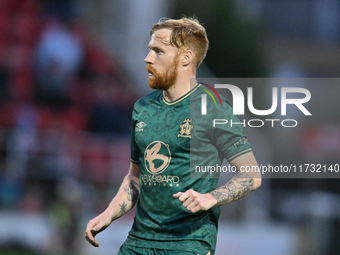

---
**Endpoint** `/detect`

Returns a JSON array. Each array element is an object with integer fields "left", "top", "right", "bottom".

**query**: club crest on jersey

[
  {"left": 178, "top": 118, "right": 193, "bottom": 138},
  {"left": 136, "top": 121, "right": 147, "bottom": 132}
]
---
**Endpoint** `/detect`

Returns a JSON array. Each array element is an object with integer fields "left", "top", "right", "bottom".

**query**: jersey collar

[{"left": 162, "top": 83, "right": 201, "bottom": 105}]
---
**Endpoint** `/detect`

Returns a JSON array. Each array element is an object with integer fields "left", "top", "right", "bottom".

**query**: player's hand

[
  {"left": 85, "top": 211, "right": 112, "bottom": 247},
  {"left": 173, "top": 189, "right": 217, "bottom": 213}
]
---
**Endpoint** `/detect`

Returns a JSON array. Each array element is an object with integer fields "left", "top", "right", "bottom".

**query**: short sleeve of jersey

[
  {"left": 207, "top": 101, "right": 252, "bottom": 162},
  {"left": 130, "top": 103, "right": 140, "bottom": 164}
]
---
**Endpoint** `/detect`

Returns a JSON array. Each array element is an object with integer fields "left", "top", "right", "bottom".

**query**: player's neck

[{"left": 163, "top": 73, "right": 196, "bottom": 102}]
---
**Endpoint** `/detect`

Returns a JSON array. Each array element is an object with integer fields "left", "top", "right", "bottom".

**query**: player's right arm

[{"left": 85, "top": 162, "right": 141, "bottom": 247}]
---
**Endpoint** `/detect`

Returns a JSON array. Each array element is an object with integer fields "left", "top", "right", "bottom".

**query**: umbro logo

[
  {"left": 136, "top": 122, "right": 147, "bottom": 128},
  {"left": 136, "top": 121, "right": 147, "bottom": 131}
]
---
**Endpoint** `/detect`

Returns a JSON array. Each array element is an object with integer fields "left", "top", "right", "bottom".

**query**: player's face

[{"left": 144, "top": 28, "right": 180, "bottom": 90}]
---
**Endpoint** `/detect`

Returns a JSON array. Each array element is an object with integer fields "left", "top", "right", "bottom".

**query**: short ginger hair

[{"left": 150, "top": 17, "right": 209, "bottom": 71}]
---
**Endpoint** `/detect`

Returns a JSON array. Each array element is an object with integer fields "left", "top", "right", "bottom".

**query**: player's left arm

[{"left": 173, "top": 152, "right": 261, "bottom": 213}]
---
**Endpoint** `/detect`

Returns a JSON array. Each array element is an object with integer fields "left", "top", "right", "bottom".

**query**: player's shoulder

[{"left": 134, "top": 90, "right": 162, "bottom": 108}]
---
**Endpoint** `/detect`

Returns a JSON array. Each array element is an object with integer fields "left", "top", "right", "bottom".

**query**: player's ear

[{"left": 182, "top": 49, "right": 193, "bottom": 67}]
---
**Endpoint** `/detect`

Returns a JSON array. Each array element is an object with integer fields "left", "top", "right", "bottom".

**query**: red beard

[{"left": 146, "top": 56, "right": 179, "bottom": 91}]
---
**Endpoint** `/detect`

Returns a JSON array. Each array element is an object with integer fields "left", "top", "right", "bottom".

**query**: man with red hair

[{"left": 86, "top": 17, "right": 261, "bottom": 255}]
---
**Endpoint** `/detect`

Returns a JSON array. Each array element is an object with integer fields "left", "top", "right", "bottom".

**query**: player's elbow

[{"left": 253, "top": 175, "right": 262, "bottom": 190}]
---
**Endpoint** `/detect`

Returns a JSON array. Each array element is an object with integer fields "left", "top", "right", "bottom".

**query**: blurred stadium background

[{"left": 0, "top": 0, "right": 339, "bottom": 255}]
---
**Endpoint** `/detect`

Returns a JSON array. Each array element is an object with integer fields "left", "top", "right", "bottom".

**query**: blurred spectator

[
  {"left": 0, "top": 63, "right": 10, "bottom": 106},
  {"left": 34, "top": 17, "right": 84, "bottom": 109},
  {"left": 300, "top": 125, "right": 340, "bottom": 165},
  {"left": 88, "top": 76, "right": 133, "bottom": 134},
  {"left": 47, "top": 177, "right": 82, "bottom": 254},
  {"left": 44, "top": 0, "right": 75, "bottom": 22}
]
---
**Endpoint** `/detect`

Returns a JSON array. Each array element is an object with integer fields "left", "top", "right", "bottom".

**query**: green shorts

[{"left": 117, "top": 245, "right": 209, "bottom": 255}]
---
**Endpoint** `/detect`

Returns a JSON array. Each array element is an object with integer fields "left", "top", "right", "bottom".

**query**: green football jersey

[{"left": 124, "top": 84, "right": 252, "bottom": 255}]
